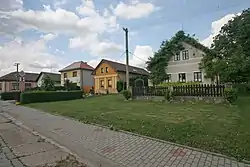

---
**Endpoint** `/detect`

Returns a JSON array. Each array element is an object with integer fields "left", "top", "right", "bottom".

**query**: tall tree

[
  {"left": 41, "top": 75, "right": 55, "bottom": 91},
  {"left": 200, "top": 8, "right": 250, "bottom": 83}
]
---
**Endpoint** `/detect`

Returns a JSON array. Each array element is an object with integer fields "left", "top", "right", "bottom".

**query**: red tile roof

[{"left": 59, "top": 61, "right": 94, "bottom": 72}]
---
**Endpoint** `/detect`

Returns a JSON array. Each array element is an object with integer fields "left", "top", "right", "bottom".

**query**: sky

[{"left": 0, "top": 0, "right": 249, "bottom": 75}]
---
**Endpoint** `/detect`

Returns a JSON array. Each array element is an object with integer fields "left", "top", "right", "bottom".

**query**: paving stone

[{"left": 20, "top": 148, "right": 68, "bottom": 167}]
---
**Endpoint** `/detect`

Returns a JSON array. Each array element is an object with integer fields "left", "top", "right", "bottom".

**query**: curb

[{"left": 33, "top": 110, "right": 250, "bottom": 165}]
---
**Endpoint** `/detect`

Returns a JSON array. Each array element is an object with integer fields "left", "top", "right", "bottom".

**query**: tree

[
  {"left": 147, "top": 31, "right": 209, "bottom": 85},
  {"left": 41, "top": 75, "right": 55, "bottom": 91},
  {"left": 64, "top": 79, "right": 80, "bottom": 91},
  {"left": 200, "top": 8, "right": 250, "bottom": 83}
]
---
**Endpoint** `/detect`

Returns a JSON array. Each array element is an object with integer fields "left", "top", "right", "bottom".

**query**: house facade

[
  {"left": 165, "top": 42, "right": 212, "bottom": 84},
  {"left": 0, "top": 71, "right": 39, "bottom": 92},
  {"left": 92, "top": 59, "right": 149, "bottom": 94},
  {"left": 59, "top": 61, "right": 94, "bottom": 92},
  {"left": 36, "top": 72, "right": 61, "bottom": 87}
]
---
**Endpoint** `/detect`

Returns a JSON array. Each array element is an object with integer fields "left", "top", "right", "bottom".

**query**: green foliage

[
  {"left": 64, "top": 79, "right": 81, "bottom": 91},
  {"left": 122, "top": 90, "right": 132, "bottom": 100},
  {"left": 1, "top": 92, "right": 21, "bottom": 101},
  {"left": 200, "top": 9, "right": 250, "bottom": 83},
  {"left": 224, "top": 88, "right": 238, "bottom": 103},
  {"left": 159, "top": 81, "right": 201, "bottom": 87},
  {"left": 117, "top": 81, "right": 124, "bottom": 92},
  {"left": 147, "top": 30, "right": 211, "bottom": 85},
  {"left": 20, "top": 91, "right": 83, "bottom": 104},
  {"left": 232, "top": 83, "right": 250, "bottom": 95},
  {"left": 41, "top": 75, "right": 55, "bottom": 91},
  {"left": 164, "top": 89, "right": 173, "bottom": 102}
]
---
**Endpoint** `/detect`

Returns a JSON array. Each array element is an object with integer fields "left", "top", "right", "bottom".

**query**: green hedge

[
  {"left": 159, "top": 81, "right": 201, "bottom": 87},
  {"left": 20, "top": 91, "right": 83, "bottom": 104},
  {"left": 1, "top": 92, "right": 21, "bottom": 101}
]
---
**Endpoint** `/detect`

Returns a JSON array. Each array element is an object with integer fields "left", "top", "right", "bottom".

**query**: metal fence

[{"left": 132, "top": 84, "right": 225, "bottom": 97}]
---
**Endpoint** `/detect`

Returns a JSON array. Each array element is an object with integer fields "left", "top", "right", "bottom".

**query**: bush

[
  {"left": 20, "top": 91, "right": 83, "bottom": 104},
  {"left": 232, "top": 83, "right": 250, "bottom": 95},
  {"left": 1, "top": 92, "right": 21, "bottom": 101},
  {"left": 224, "top": 88, "right": 238, "bottom": 103},
  {"left": 117, "top": 81, "right": 124, "bottom": 92},
  {"left": 25, "top": 87, "right": 41, "bottom": 92},
  {"left": 164, "top": 89, "right": 173, "bottom": 102},
  {"left": 122, "top": 90, "right": 132, "bottom": 100},
  {"left": 54, "top": 86, "right": 66, "bottom": 91}
]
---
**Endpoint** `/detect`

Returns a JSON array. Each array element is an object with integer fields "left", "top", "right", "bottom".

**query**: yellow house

[
  {"left": 59, "top": 61, "right": 94, "bottom": 92},
  {"left": 92, "top": 59, "right": 149, "bottom": 94}
]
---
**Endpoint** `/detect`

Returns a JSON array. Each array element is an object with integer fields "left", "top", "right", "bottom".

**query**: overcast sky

[{"left": 0, "top": 0, "right": 249, "bottom": 75}]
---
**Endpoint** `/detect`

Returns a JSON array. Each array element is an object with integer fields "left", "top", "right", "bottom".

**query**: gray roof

[
  {"left": 0, "top": 72, "right": 39, "bottom": 82},
  {"left": 93, "top": 59, "right": 149, "bottom": 76},
  {"left": 36, "top": 72, "right": 61, "bottom": 83}
]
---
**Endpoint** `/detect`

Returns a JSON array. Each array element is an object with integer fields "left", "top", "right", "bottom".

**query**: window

[
  {"left": 194, "top": 72, "right": 202, "bottom": 82},
  {"left": 63, "top": 73, "right": 67, "bottom": 78},
  {"left": 106, "top": 67, "right": 109, "bottom": 73},
  {"left": 100, "top": 80, "right": 104, "bottom": 88},
  {"left": 25, "top": 83, "right": 32, "bottom": 89},
  {"left": 182, "top": 50, "right": 189, "bottom": 60},
  {"left": 12, "top": 83, "right": 19, "bottom": 90},
  {"left": 108, "top": 79, "right": 112, "bottom": 87},
  {"left": 73, "top": 71, "right": 77, "bottom": 77},
  {"left": 101, "top": 68, "right": 104, "bottom": 73},
  {"left": 0, "top": 82, "right": 2, "bottom": 90},
  {"left": 174, "top": 53, "right": 180, "bottom": 61},
  {"left": 166, "top": 74, "right": 171, "bottom": 83},
  {"left": 178, "top": 73, "right": 186, "bottom": 83}
]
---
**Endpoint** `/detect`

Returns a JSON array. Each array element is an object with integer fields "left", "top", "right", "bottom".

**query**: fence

[{"left": 132, "top": 84, "right": 225, "bottom": 97}]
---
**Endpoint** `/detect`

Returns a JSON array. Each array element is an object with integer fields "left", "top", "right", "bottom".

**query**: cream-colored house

[{"left": 165, "top": 42, "right": 212, "bottom": 84}]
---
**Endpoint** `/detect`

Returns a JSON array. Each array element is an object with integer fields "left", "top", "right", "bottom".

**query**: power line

[{"left": 129, "top": 51, "right": 148, "bottom": 63}]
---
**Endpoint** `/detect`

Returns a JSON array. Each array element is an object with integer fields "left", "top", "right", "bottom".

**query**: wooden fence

[{"left": 132, "top": 84, "right": 225, "bottom": 97}]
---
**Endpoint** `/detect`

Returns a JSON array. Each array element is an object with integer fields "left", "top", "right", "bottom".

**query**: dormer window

[
  {"left": 106, "top": 67, "right": 109, "bottom": 73},
  {"left": 174, "top": 53, "right": 180, "bottom": 61},
  {"left": 101, "top": 68, "right": 104, "bottom": 73},
  {"left": 182, "top": 50, "right": 189, "bottom": 60}
]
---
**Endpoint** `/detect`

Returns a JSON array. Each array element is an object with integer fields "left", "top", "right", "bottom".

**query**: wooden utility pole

[
  {"left": 123, "top": 27, "right": 129, "bottom": 89},
  {"left": 14, "top": 63, "right": 20, "bottom": 91}
]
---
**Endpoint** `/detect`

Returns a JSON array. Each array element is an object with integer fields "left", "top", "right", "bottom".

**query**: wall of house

[
  {"left": 166, "top": 42, "right": 211, "bottom": 84},
  {"left": 94, "top": 62, "right": 119, "bottom": 94},
  {"left": 82, "top": 70, "right": 94, "bottom": 92},
  {"left": 0, "top": 81, "right": 37, "bottom": 92},
  {"left": 61, "top": 70, "right": 81, "bottom": 86}
]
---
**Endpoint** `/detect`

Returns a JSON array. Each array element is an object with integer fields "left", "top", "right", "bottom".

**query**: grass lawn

[{"left": 26, "top": 95, "right": 250, "bottom": 161}]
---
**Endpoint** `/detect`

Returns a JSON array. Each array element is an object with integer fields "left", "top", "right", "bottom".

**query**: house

[
  {"left": 165, "top": 42, "right": 212, "bottom": 84},
  {"left": 92, "top": 59, "right": 149, "bottom": 94},
  {"left": 0, "top": 71, "right": 39, "bottom": 92},
  {"left": 59, "top": 61, "right": 94, "bottom": 92},
  {"left": 36, "top": 72, "right": 61, "bottom": 87}
]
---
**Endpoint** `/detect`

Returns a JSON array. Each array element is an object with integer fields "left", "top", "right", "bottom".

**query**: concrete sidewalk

[
  {"left": 0, "top": 114, "right": 69, "bottom": 167},
  {"left": 0, "top": 101, "right": 249, "bottom": 167}
]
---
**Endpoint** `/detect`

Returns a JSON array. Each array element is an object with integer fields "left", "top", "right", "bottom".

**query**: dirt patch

[{"left": 39, "top": 155, "right": 87, "bottom": 167}]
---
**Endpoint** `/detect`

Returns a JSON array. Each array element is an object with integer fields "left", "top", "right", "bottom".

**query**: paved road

[
  {"left": 0, "top": 101, "right": 249, "bottom": 167},
  {"left": 0, "top": 114, "right": 69, "bottom": 167}
]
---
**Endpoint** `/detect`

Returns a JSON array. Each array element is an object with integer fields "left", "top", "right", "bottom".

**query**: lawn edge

[{"left": 21, "top": 105, "right": 250, "bottom": 165}]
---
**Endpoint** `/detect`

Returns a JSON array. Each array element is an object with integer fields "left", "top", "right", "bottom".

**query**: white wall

[{"left": 166, "top": 42, "right": 211, "bottom": 84}]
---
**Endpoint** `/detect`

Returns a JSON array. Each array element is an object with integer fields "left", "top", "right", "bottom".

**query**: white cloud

[
  {"left": 0, "top": 38, "right": 66, "bottom": 76},
  {"left": 53, "top": 0, "right": 67, "bottom": 9},
  {"left": 113, "top": 0, "right": 156, "bottom": 19},
  {"left": 0, "top": 0, "right": 23, "bottom": 11},
  {"left": 41, "top": 33, "right": 57, "bottom": 41},
  {"left": 125, "top": 45, "right": 153, "bottom": 67},
  {"left": 201, "top": 14, "right": 237, "bottom": 47},
  {"left": 0, "top": 4, "right": 119, "bottom": 35},
  {"left": 76, "top": 0, "right": 97, "bottom": 16},
  {"left": 69, "top": 34, "right": 122, "bottom": 56}
]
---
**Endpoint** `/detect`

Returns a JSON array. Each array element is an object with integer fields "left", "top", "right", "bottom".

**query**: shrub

[
  {"left": 122, "top": 90, "right": 132, "bottom": 100},
  {"left": 20, "top": 91, "right": 83, "bottom": 104},
  {"left": 164, "top": 89, "right": 173, "bottom": 102},
  {"left": 117, "top": 81, "right": 124, "bottom": 92},
  {"left": 54, "top": 86, "right": 66, "bottom": 91},
  {"left": 25, "top": 87, "right": 41, "bottom": 92},
  {"left": 232, "top": 83, "right": 250, "bottom": 95},
  {"left": 224, "top": 88, "right": 238, "bottom": 103},
  {"left": 1, "top": 92, "right": 21, "bottom": 101}
]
